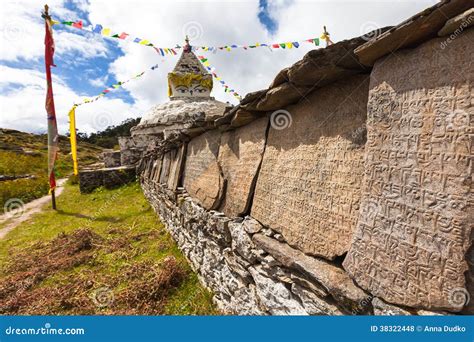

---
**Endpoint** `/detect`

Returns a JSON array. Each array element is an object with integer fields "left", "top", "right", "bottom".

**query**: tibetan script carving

[
  {"left": 252, "top": 75, "right": 369, "bottom": 260},
  {"left": 344, "top": 31, "right": 473, "bottom": 311}
]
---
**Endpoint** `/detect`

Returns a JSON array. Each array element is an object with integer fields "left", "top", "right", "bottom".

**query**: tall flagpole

[{"left": 42, "top": 4, "right": 59, "bottom": 210}]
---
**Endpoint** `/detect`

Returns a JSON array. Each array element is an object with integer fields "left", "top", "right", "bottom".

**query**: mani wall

[{"left": 134, "top": 5, "right": 473, "bottom": 315}]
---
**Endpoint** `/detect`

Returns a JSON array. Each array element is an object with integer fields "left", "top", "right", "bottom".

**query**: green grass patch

[
  {"left": 0, "top": 182, "right": 218, "bottom": 315},
  {"left": 0, "top": 129, "right": 103, "bottom": 208}
]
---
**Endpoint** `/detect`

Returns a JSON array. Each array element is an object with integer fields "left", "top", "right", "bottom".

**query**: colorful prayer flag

[
  {"left": 93, "top": 24, "right": 103, "bottom": 33},
  {"left": 44, "top": 16, "right": 59, "bottom": 191},
  {"left": 68, "top": 106, "right": 78, "bottom": 176},
  {"left": 72, "top": 20, "right": 83, "bottom": 29}
]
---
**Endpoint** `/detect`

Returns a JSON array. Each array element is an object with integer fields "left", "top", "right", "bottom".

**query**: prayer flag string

[
  {"left": 73, "top": 63, "right": 159, "bottom": 107},
  {"left": 197, "top": 55, "right": 242, "bottom": 100},
  {"left": 53, "top": 19, "right": 322, "bottom": 55}
]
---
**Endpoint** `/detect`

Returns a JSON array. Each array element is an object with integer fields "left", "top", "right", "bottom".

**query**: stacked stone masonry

[{"left": 133, "top": 7, "right": 473, "bottom": 316}]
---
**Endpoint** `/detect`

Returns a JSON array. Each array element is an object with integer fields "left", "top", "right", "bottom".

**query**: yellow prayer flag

[
  {"left": 68, "top": 107, "right": 79, "bottom": 176},
  {"left": 102, "top": 28, "right": 111, "bottom": 36},
  {"left": 286, "top": 42, "right": 293, "bottom": 49},
  {"left": 139, "top": 39, "right": 150, "bottom": 45}
]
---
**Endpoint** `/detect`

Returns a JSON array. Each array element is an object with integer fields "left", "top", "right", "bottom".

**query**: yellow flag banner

[{"left": 68, "top": 106, "right": 79, "bottom": 176}]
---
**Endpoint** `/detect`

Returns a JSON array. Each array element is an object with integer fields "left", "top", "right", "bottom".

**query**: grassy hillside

[
  {"left": 0, "top": 128, "right": 103, "bottom": 208},
  {"left": 0, "top": 182, "right": 217, "bottom": 315}
]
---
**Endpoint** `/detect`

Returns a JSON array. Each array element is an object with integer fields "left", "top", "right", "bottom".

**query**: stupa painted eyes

[{"left": 173, "top": 83, "right": 211, "bottom": 97}]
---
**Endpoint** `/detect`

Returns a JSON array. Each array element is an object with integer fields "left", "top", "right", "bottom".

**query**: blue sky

[
  {"left": 0, "top": 0, "right": 437, "bottom": 134},
  {"left": 258, "top": 0, "right": 279, "bottom": 34}
]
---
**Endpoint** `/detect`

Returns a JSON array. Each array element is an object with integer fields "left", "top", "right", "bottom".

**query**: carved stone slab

[
  {"left": 167, "top": 144, "right": 186, "bottom": 191},
  {"left": 343, "top": 30, "right": 474, "bottom": 311},
  {"left": 252, "top": 74, "right": 369, "bottom": 260},
  {"left": 183, "top": 130, "right": 223, "bottom": 210},
  {"left": 218, "top": 117, "right": 269, "bottom": 217},
  {"left": 150, "top": 155, "right": 162, "bottom": 183},
  {"left": 159, "top": 151, "right": 172, "bottom": 184}
]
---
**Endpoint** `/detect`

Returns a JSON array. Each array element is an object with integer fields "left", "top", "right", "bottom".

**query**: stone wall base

[{"left": 79, "top": 166, "right": 136, "bottom": 194}]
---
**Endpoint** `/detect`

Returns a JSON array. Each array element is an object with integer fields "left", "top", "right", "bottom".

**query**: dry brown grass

[{"left": 0, "top": 228, "right": 188, "bottom": 315}]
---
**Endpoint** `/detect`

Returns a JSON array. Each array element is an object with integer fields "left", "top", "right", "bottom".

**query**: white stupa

[{"left": 131, "top": 37, "right": 229, "bottom": 139}]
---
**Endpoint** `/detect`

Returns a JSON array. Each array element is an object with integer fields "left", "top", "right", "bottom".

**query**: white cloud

[
  {"left": 88, "top": 74, "right": 108, "bottom": 87},
  {"left": 87, "top": 0, "right": 438, "bottom": 108},
  {"left": 0, "top": 0, "right": 108, "bottom": 62},
  {"left": 0, "top": 65, "right": 137, "bottom": 134},
  {"left": 1, "top": 0, "right": 439, "bottom": 134}
]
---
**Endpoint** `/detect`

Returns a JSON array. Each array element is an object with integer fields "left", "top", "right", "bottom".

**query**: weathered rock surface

[
  {"left": 291, "top": 283, "right": 344, "bottom": 315},
  {"left": 138, "top": 98, "right": 228, "bottom": 126},
  {"left": 218, "top": 117, "right": 269, "bottom": 217},
  {"left": 252, "top": 234, "right": 370, "bottom": 313},
  {"left": 183, "top": 130, "right": 223, "bottom": 210},
  {"left": 343, "top": 29, "right": 474, "bottom": 312},
  {"left": 372, "top": 298, "right": 412, "bottom": 316},
  {"left": 118, "top": 136, "right": 142, "bottom": 166},
  {"left": 249, "top": 266, "right": 307, "bottom": 315},
  {"left": 252, "top": 74, "right": 369, "bottom": 260},
  {"left": 102, "top": 150, "right": 121, "bottom": 168}
]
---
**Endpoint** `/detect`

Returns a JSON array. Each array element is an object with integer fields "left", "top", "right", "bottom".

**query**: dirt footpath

[{"left": 0, "top": 178, "right": 67, "bottom": 239}]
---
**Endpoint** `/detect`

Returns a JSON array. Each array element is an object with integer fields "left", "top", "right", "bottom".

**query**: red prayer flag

[
  {"left": 44, "top": 17, "right": 59, "bottom": 191},
  {"left": 72, "top": 20, "right": 83, "bottom": 29}
]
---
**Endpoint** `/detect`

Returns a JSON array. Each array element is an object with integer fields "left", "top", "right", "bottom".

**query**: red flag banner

[{"left": 44, "top": 14, "right": 59, "bottom": 191}]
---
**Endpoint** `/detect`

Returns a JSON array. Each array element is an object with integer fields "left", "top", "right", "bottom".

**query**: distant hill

[
  {"left": 0, "top": 128, "right": 104, "bottom": 208},
  {"left": 77, "top": 117, "right": 141, "bottom": 149}
]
